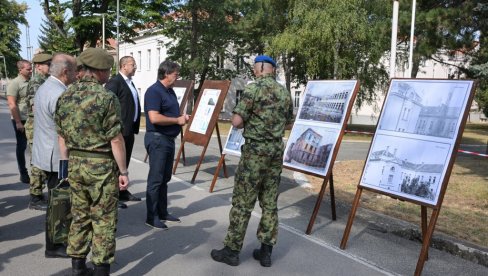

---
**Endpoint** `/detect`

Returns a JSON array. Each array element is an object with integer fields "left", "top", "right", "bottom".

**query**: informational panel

[
  {"left": 182, "top": 80, "right": 230, "bottom": 147},
  {"left": 283, "top": 80, "right": 359, "bottom": 177},
  {"left": 189, "top": 89, "right": 221, "bottom": 134},
  {"left": 223, "top": 126, "right": 245, "bottom": 157},
  {"left": 359, "top": 79, "right": 476, "bottom": 206},
  {"left": 173, "top": 79, "right": 194, "bottom": 115}
]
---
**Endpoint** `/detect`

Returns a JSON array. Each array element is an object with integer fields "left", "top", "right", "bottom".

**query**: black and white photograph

[
  {"left": 298, "top": 80, "right": 357, "bottom": 124},
  {"left": 361, "top": 134, "right": 451, "bottom": 205},
  {"left": 378, "top": 79, "right": 472, "bottom": 139},
  {"left": 283, "top": 123, "right": 339, "bottom": 176},
  {"left": 223, "top": 126, "right": 245, "bottom": 157}
]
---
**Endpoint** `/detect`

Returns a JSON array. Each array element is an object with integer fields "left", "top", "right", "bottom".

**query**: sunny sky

[{"left": 18, "top": 0, "right": 46, "bottom": 59}]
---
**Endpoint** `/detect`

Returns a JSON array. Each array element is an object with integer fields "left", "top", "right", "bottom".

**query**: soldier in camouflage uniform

[
  {"left": 55, "top": 48, "right": 129, "bottom": 276},
  {"left": 211, "top": 55, "right": 294, "bottom": 267},
  {"left": 25, "top": 53, "right": 52, "bottom": 211}
]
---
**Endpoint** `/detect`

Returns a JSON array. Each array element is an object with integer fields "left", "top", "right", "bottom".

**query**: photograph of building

[
  {"left": 298, "top": 80, "right": 356, "bottom": 124},
  {"left": 378, "top": 80, "right": 472, "bottom": 139},
  {"left": 283, "top": 124, "right": 338, "bottom": 176},
  {"left": 361, "top": 134, "right": 450, "bottom": 204},
  {"left": 223, "top": 127, "right": 245, "bottom": 156}
]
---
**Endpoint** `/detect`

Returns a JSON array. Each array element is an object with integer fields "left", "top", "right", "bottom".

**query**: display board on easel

[
  {"left": 283, "top": 80, "right": 360, "bottom": 234},
  {"left": 143, "top": 80, "right": 193, "bottom": 163},
  {"left": 172, "top": 80, "right": 231, "bottom": 183},
  {"left": 209, "top": 126, "right": 245, "bottom": 192},
  {"left": 340, "top": 79, "right": 477, "bottom": 276}
]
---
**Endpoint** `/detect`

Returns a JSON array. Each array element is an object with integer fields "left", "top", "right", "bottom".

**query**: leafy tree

[
  {"left": 234, "top": 0, "right": 296, "bottom": 90},
  {"left": 0, "top": 0, "right": 28, "bottom": 77},
  {"left": 161, "top": 0, "right": 248, "bottom": 93},
  {"left": 267, "top": 0, "right": 392, "bottom": 107},
  {"left": 395, "top": 1, "right": 488, "bottom": 115},
  {"left": 38, "top": 18, "right": 77, "bottom": 55},
  {"left": 42, "top": 0, "right": 171, "bottom": 53},
  {"left": 466, "top": 2, "right": 488, "bottom": 116}
]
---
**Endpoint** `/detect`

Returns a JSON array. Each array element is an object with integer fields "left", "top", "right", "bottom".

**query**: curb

[{"left": 293, "top": 171, "right": 488, "bottom": 268}]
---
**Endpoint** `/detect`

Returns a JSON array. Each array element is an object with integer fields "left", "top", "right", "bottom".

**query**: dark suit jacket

[{"left": 105, "top": 73, "right": 141, "bottom": 136}]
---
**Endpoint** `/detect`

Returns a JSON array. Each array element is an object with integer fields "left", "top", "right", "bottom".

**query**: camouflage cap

[
  {"left": 79, "top": 48, "right": 114, "bottom": 70},
  {"left": 32, "top": 53, "right": 52, "bottom": 63}
]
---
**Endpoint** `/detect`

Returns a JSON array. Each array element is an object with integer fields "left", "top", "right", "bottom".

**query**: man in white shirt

[{"left": 106, "top": 56, "right": 142, "bottom": 205}]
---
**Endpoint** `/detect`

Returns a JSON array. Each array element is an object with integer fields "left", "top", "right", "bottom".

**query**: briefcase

[{"left": 47, "top": 179, "right": 72, "bottom": 244}]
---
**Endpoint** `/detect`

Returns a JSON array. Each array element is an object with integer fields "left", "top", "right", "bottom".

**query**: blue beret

[{"left": 254, "top": 55, "right": 276, "bottom": 67}]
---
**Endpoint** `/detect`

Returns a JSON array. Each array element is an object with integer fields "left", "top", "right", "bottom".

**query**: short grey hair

[{"left": 49, "top": 53, "right": 75, "bottom": 77}]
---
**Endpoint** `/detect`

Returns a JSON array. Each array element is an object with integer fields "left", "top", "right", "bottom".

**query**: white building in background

[
  {"left": 349, "top": 48, "right": 485, "bottom": 124},
  {"left": 119, "top": 29, "right": 484, "bottom": 123},
  {"left": 119, "top": 31, "right": 250, "bottom": 119}
]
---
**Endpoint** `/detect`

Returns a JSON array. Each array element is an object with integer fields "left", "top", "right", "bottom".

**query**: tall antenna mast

[{"left": 26, "top": 25, "right": 33, "bottom": 61}]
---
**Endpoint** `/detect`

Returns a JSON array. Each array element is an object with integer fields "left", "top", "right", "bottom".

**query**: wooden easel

[
  {"left": 306, "top": 172, "right": 336, "bottom": 234},
  {"left": 172, "top": 80, "right": 231, "bottom": 183},
  {"left": 208, "top": 152, "right": 229, "bottom": 192},
  {"left": 340, "top": 79, "right": 477, "bottom": 275},
  {"left": 143, "top": 80, "right": 194, "bottom": 164},
  {"left": 209, "top": 126, "right": 244, "bottom": 192},
  {"left": 283, "top": 79, "right": 360, "bottom": 234}
]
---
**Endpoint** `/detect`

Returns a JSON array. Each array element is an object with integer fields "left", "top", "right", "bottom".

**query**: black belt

[
  {"left": 150, "top": 132, "right": 176, "bottom": 140},
  {"left": 70, "top": 149, "right": 113, "bottom": 159}
]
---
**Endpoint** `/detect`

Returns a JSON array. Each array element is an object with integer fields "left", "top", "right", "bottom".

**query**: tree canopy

[{"left": 0, "top": 0, "right": 28, "bottom": 77}]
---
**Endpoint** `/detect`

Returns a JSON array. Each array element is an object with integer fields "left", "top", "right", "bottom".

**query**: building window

[
  {"left": 294, "top": 91, "right": 301, "bottom": 108},
  {"left": 235, "top": 89, "right": 243, "bottom": 106},
  {"left": 236, "top": 56, "right": 245, "bottom": 70},
  {"left": 216, "top": 55, "right": 224, "bottom": 68},
  {"left": 147, "top": 49, "right": 151, "bottom": 71},
  {"left": 157, "top": 48, "right": 161, "bottom": 65},
  {"left": 137, "top": 51, "right": 141, "bottom": 71}
]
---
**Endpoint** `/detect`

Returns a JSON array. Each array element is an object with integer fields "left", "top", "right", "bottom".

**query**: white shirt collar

[
  {"left": 120, "top": 72, "right": 131, "bottom": 82},
  {"left": 50, "top": 76, "right": 67, "bottom": 89}
]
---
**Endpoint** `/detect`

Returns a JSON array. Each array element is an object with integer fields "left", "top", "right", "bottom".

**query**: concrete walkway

[{"left": 1, "top": 97, "right": 487, "bottom": 275}]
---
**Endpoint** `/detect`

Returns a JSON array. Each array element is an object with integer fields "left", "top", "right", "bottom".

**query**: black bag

[{"left": 47, "top": 179, "right": 72, "bottom": 244}]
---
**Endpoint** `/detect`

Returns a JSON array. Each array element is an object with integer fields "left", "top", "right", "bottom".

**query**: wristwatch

[{"left": 120, "top": 171, "right": 129, "bottom": 176}]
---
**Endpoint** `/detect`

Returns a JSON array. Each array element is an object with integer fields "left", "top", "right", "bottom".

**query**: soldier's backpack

[{"left": 47, "top": 180, "right": 72, "bottom": 244}]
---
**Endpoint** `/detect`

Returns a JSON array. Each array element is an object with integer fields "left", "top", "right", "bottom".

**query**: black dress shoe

[
  {"left": 160, "top": 214, "right": 181, "bottom": 223},
  {"left": 45, "top": 245, "right": 69, "bottom": 258},
  {"left": 118, "top": 202, "right": 128, "bottom": 209},
  {"left": 119, "top": 190, "right": 141, "bottom": 201},
  {"left": 20, "top": 173, "right": 30, "bottom": 184}
]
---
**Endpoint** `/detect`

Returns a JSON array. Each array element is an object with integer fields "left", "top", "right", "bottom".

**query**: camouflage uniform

[
  {"left": 25, "top": 73, "right": 49, "bottom": 197},
  {"left": 25, "top": 73, "right": 48, "bottom": 143},
  {"left": 223, "top": 75, "right": 293, "bottom": 251},
  {"left": 55, "top": 75, "right": 122, "bottom": 265}
]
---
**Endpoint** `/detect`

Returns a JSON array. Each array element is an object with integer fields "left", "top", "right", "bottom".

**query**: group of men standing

[{"left": 6, "top": 50, "right": 292, "bottom": 274}]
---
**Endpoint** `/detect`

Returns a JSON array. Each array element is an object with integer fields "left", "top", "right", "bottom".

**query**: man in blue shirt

[{"left": 144, "top": 60, "right": 189, "bottom": 230}]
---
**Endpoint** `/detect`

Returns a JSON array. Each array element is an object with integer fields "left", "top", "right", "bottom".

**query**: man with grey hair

[{"left": 32, "top": 53, "right": 77, "bottom": 258}]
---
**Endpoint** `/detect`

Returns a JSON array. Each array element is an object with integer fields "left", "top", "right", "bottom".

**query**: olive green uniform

[
  {"left": 55, "top": 75, "right": 122, "bottom": 265},
  {"left": 223, "top": 75, "right": 293, "bottom": 251}
]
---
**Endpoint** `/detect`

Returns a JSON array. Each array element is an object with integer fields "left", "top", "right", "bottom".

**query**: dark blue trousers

[
  {"left": 144, "top": 132, "right": 175, "bottom": 222},
  {"left": 11, "top": 119, "right": 28, "bottom": 175}
]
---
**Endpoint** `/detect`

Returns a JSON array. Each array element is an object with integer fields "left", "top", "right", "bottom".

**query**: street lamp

[{"left": 116, "top": 0, "right": 120, "bottom": 68}]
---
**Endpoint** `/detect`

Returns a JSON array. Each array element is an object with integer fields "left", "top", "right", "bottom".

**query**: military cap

[
  {"left": 254, "top": 55, "right": 276, "bottom": 68},
  {"left": 32, "top": 53, "right": 52, "bottom": 63},
  {"left": 79, "top": 48, "right": 114, "bottom": 70}
]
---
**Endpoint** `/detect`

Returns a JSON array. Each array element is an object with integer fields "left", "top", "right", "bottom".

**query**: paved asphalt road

[{"left": 1, "top": 97, "right": 487, "bottom": 275}]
